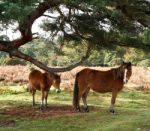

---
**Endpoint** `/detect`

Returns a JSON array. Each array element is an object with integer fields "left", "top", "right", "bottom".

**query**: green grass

[{"left": 0, "top": 86, "right": 150, "bottom": 131}]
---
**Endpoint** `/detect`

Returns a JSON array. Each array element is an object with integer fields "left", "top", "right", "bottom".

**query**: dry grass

[
  {"left": 0, "top": 65, "right": 150, "bottom": 90},
  {"left": 0, "top": 65, "right": 29, "bottom": 84}
]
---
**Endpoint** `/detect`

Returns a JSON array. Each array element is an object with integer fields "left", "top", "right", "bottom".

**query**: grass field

[{"left": 0, "top": 86, "right": 150, "bottom": 131}]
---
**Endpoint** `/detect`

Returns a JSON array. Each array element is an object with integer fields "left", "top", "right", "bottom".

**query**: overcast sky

[{"left": 0, "top": 18, "right": 43, "bottom": 41}]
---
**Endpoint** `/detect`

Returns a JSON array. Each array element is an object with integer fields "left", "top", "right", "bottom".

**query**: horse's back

[
  {"left": 77, "top": 68, "right": 114, "bottom": 92},
  {"left": 77, "top": 68, "right": 93, "bottom": 83},
  {"left": 78, "top": 68, "right": 113, "bottom": 80},
  {"left": 29, "top": 70, "right": 43, "bottom": 80}
]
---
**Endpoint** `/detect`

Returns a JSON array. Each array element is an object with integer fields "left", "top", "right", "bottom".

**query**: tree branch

[
  {"left": 116, "top": 4, "right": 149, "bottom": 27},
  {"left": 1, "top": 0, "right": 64, "bottom": 51},
  {"left": 110, "top": 40, "right": 150, "bottom": 51},
  {"left": 7, "top": 45, "right": 91, "bottom": 73},
  {"left": 43, "top": 14, "right": 58, "bottom": 19}
]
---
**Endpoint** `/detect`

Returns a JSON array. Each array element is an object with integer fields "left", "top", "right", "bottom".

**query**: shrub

[
  {"left": 5, "top": 58, "right": 26, "bottom": 65},
  {"left": 137, "top": 59, "right": 150, "bottom": 67}
]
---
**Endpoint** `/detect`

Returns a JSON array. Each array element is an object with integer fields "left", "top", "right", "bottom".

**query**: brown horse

[
  {"left": 73, "top": 62, "right": 132, "bottom": 113},
  {"left": 29, "top": 69, "right": 61, "bottom": 109}
]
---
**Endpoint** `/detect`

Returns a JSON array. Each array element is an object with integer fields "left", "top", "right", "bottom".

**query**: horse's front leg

[
  {"left": 32, "top": 93, "right": 35, "bottom": 107},
  {"left": 44, "top": 90, "right": 49, "bottom": 108},
  {"left": 82, "top": 96, "right": 89, "bottom": 112},
  {"left": 31, "top": 89, "right": 36, "bottom": 107},
  {"left": 40, "top": 90, "right": 45, "bottom": 110},
  {"left": 109, "top": 91, "right": 118, "bottom": 114}
]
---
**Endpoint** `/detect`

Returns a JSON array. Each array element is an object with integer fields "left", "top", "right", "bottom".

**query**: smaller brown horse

[
  {"left": 29, "top": 69, "right": 61, "bottom": 109},
  {"left": 73, "top": 62, "right": 132, "bottom": 113}
]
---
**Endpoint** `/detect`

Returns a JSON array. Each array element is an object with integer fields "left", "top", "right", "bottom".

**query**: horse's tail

[{"left": 73, "top": 73, "right": 79, "bottom": 108}]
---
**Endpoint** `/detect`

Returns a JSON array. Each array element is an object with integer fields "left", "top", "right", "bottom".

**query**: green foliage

[
  {"left": 52, "top": 43, "right": 150, "bottom": 67},
  {"left": 55, "top": 42, "right": 87, "bottom": 66},
  {"left": 0, "top": 0, "right": 37, "bottom": 24},
  {"left": 138, "top": 59, "right": 150, "bottom": 68},
  {"left": 1, "top": 39, "right": 149, "bottom": 67},
  {"left": 0, "top": 0, "right": 149, "bottom": 69},
  {"left": 0, "top": 52, "right": 26, "bottom": 65},
  {"left": 5, "top": 57, "right": 26, "bottom": 65},
  {"left": 0, "top": 35, "right": 9, "bottom": 41},
  {"left": 38, "top": 0, "right": 149, "bottom": 51},
  {"left": 0, "top": 85, "right": 26, "bottom": 94},
  {"left": 143, "top": 27, "right": 150, "bottom": 44},
  {"left": 125, "top": 48, "right": 150, "bottom": 66},
  {"left": 0, "top": 52, "right": 8, "bottom": 65},
  {"left": 0, "top": 0, "right": 149, "bottom": 67},
  {"left": 20, "top": 40, "right": 52, "bottom": 65},
  {"left": 86, "top": 50, "right": 105, "bottom": 66}
]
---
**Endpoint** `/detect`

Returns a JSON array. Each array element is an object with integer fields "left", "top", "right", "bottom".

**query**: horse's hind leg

[
  {"left": 76, "top": 97, "right": 81, "bottom": 112},
  {"left": 82, "top": 88, "right": 90, "bottom": 112},
  {"left": 75, "top": 92, "right": 82, "bottom": 112},
  {"left": 109, "top": 91, "right": 118, "bottom": 114}
]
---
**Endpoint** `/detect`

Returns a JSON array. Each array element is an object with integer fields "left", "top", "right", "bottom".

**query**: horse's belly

[
  {"left": 90, "top": 82, "right": 112, "bottom": 93},
  {"left": 92, "top": 86, "right": 111, "bottom": 93},
  {"left": 36, "top": 86, "right": 41, "bottom": 90}
]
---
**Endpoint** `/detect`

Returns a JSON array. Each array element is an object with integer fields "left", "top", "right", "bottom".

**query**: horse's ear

[
  {"left": 128, "top": 62, "right": 131, "bottom": 66},
  {"left": 57, "top": 73, "right": 61, "bottom": 78}
]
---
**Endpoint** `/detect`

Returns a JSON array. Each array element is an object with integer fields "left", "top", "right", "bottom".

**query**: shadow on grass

[
  {"left": 0, "top": 119, "right": 16, "bottom": 127},
  {"left": 0, "top": 104, "right": 103, "bottom": 120}
]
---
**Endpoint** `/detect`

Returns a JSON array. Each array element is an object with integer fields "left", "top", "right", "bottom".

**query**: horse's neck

[{"left": 113, "top": 66, "right": 125, "bottom": 80}]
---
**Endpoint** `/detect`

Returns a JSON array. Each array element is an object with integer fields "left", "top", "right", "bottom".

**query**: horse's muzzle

[{"left": 124, "top": 80, "right": 128, "bottom": 84}]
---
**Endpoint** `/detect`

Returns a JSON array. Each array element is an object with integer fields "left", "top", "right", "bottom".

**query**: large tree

[{"left": 0, "top": 0, "right": 150, "bottom": 72}]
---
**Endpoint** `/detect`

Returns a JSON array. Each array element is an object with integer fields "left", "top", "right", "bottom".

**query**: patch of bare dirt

[
  {"left": 1, "top": 105, "right": 77, "bottom": 119},
  {"left": 0, "top": 120, "right": 16, "bottom": 127},
  {"left": 0, "top": 105, "right": 100, "bottom": 120}
]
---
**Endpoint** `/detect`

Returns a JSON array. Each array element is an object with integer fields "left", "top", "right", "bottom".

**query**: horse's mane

[
  {"left": 45, "top": 71, "right": 60, "bottom": 80},
  {"left": 112, "top": 66, "right": 124, "bottom": 80},
  {"left": 53, "top": 73, "right": 60, "bottom": 80},
  {"left": 43, "top": 72, "right": 60, "bottom": 86}
]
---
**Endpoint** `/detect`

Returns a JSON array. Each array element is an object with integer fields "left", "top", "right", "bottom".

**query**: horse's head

[
  {"left": 122, "top": 61, "right": 132, "bottom": 84},
  {"left": 53, "top": 74, "right": 61, "bottom": 93}
]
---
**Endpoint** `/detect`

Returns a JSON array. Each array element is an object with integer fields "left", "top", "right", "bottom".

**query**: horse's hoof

[
  {"left": 40, "top": 106, "right": 44, "bottom": 110},
  {"left": 76, "top": 108, "right": 81, "bottom": 112},
  {"left": 109, "top": 109, "right": 116, "bottom": 114},
  {"left": 32, "top": 103, "right": 35, "bottom": 107},
  {"left": 109, "top": 108, "right": 114, "bottom": 113},
  {"left": 84, "top": 107, "right": 89, "bottom": 112},
  {"left": 110, "top": 110, "right": 115, "bottom": 113},
  {"left": 111, "top": 111, "right": 117, "bottom": 115},
  {"left": 45, "top": 105, "right": 48, "bottom": 109}
]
